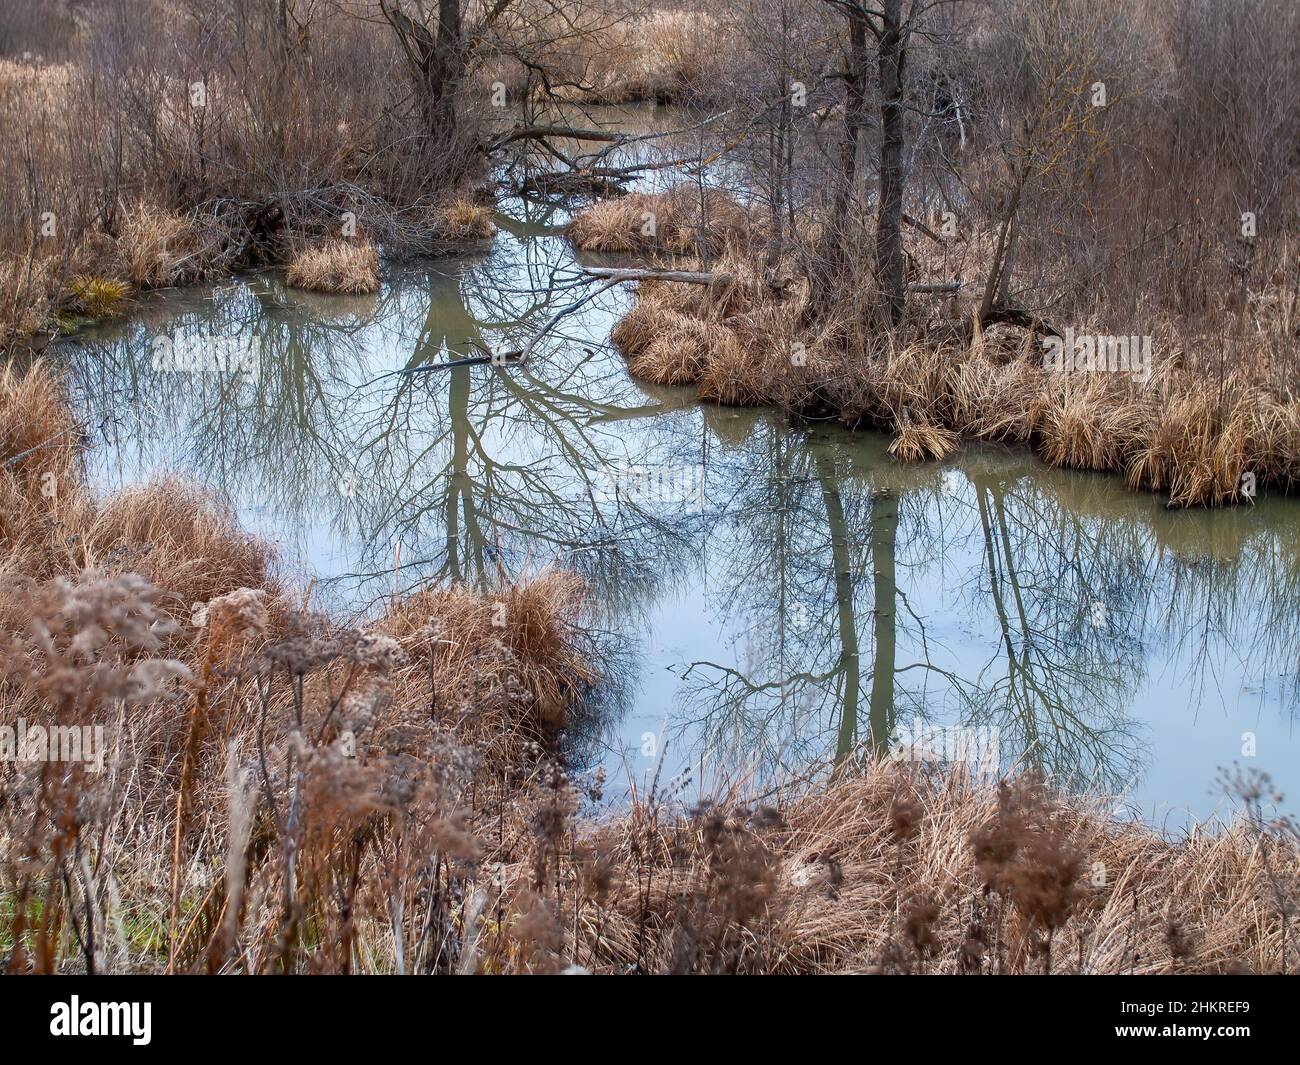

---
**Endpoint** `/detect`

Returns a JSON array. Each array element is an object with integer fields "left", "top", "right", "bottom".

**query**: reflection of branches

[
  {"left": 671, "top": 423, "right": 1300, "bottom": 802},
  {"left": 962, "top": 471, "right": 1147, "bottom": 791},
  {"left": 321, "top": 236, "right": 708, "bottom": 611},
  {"left": 62, "top": 225, "right": 704, "bottom": 628},
  {"left": 57, "top": 206, "right": 1300, "bottom": 810},
  {"left": 673, "top": 425, "right": 871, "bottom": 778},
  {"left": 66, "top": 277, "right": 378, "bottom": 533}
]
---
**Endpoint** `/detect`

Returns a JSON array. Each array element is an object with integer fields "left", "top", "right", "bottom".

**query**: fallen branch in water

[
  {"left": 401, "top": 278, "right": 621, "bottom": 373},
  {"left": 581, "top": 267, "right": 733, "bottom": 286},
  {"left": 402, "top": 351, "right": 522, "bottom": 370},
  {"left": 488, "top": 125, "right": 625, "bottom": 152},
  {"left": 514, "top": 278, "right": 620, "bottom": 364}
]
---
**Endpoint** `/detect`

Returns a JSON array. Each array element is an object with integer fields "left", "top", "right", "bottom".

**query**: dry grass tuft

[
  {"left": 285, "top": 240, "right": 380, "bottom": 295},
  {"left": 1038, "top": 380, "right": 1111, "bottom": 470},
  {"left": 605, "top": 249, "right": 800, "bottom": 406},
  {"left": 627, "top": 311, "right": 715, "bottom": 386},
  {"left": 381, "top": 569, "right": 596, "bottom": 735},
  {"left": 117, "top": 205, "right": 204, "bottom": 290},
  {"left": 609, "top": 301, "right": 662, "bottom": 358},
  {"left": 567, "top": 195, "right": 658, "bottom": 254},
  {"left": 0, "top": 361, "right": 79, "bottom": 483},
  {"left": 433, "top": 198, "right": 496, "bottom": 242},
  {"left": 0, "top": 360, "right": 84, "bottom": 563},
  {"left": 84, "top": 477, "right": 280, "bottom": 615},
  {"left": 568, "top": 187, "right": 754, "bottom": 257},
  {"left": 889, "top": 420, "right": 961, "bottom": 463},
  {"left": 697, "top": 327, "right": 772, "bottom": 407}
]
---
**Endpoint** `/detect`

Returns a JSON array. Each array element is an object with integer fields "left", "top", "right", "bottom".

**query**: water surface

[{"left": 58, "top": 165, "right": 1300, "bottom": 827}]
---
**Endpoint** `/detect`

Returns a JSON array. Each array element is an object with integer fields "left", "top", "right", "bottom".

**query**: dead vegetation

[
  {"left": 431, "top": 199, "right": 497, "bottom": 243},
  {"left": 567, "top": 187, "right": 756, "bottom": 256},
  {"left": 0, "top": 5, "right": 497, "bottom": 351},
  {"left": 553, "top": 0, "right": 1298, "bottom": 509},
  {"left": 488, "top": 7, "right": 731, "bottom": 107},
  {"left": 0, "top": 361, "right": 1297, "bottom": 975},
  {"left": 580, "top": 188, "right": 1300, "bottom": 507},
  {"left": 285, "top": 241, "right": 381, "bottom": 295},
  {"left": 1, "top": 0, "right": 1298, "bottom": 975},
  {"left": 559, "top": 8, "right": 731, "bottom": 105},
  {"left": 566, "top": 764, "right": 1297, "bottom": 974}
]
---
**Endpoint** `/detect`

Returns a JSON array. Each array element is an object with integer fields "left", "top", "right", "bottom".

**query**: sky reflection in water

[{"left": 59, "top": 196, "right": 1300, "bottom": 827}]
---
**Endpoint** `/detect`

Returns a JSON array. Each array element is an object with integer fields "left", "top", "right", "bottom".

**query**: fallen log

[
  {"left": 403, "top": 351, "right": 522, "bottom": 370},
  {"left": 586, "top": 266, "right": 957, "bottom": 293},
  {"left": 489, "top": 125, "right": 626, "bottom": 151},
  {"left": 581, "top": 267, "right": 733, "bottom": 286},
  {"left": 969, "top": 302, "right": 1061, "bottom": 340}
]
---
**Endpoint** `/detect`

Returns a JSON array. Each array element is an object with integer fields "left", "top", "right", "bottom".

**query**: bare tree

[{"left": 379, "top": 0, "right": 474, "bottom": 143}]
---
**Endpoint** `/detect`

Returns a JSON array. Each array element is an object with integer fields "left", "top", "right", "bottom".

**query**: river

[{"left": 54, "top": 105, "right": 1300, "bottom": 826}]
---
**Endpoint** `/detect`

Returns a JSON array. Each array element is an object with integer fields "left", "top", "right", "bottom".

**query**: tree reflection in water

[{"left": 58, "top": 204, "right": 1300, "bottom": 818}]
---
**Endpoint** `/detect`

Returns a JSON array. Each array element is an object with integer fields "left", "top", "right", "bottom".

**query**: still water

[{"left": 56, "top": 188, "right": 1300, "bottom": 827}]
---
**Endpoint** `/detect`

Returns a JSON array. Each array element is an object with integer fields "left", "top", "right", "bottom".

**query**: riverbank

[
  {"left": 0, "top": 3, "right": 724, "bottom": 356},
  {"left": 1, "top": 360, "right": 1295, "bottom": 974},
  {"left": 0, "top": 15, "right": 497, "bottom": 354},
  {"left": 572, "top": 188, "right": 1300, "bottom": 509}
]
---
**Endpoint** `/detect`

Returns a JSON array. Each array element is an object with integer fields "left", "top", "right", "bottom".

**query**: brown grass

[
  {"left": 1, "top": 345, "right": 1295, "bottom": 977},
  {"left": 563, "top": 762, "right": 1297, "bottom": 974},
  {"left": 0, "top": 12, "right": 489, "bottom": 353},
  {"left": 84, "top": 478, "right": 279, "bottom": 616},
  {"left": 1, "top": 204, "right": 216, "bottom": 345},
  {"left": 609, "top": 301, "right": 662, "bottom": 358},
  {"left": 627, "top": 311, "right": 716, "bottom": 386},
  {"left": 117, "top": 205, "right": 206, "bottom": 290},
  {"left": 0, "top": 255, "right": 58, "bottom": 348},
  {"left": 594, "top": 233, "right": 1299, "bottom": 507},
  {"left": 380, "top": 569, "right": 597, "bottom": 736},
  {"left": 889, "top": 421, "right": 961, "bottom": 464},
  {"left": 696, "top": 326, "right": 769, "bottom": 406},
  {"left": 542, "top": 9, "right": 731, "bottom": 106},
  {"left": 432, "top": 199, "right": 496, "bottom": 243},
  {"left": 0, "top": 363, "right": 280, "bottom": 599},
  {"left": 0, "top": 359, "right": 79, "bottom": 491},
  {"left": 0, "top": 365, "right": 608, "bottom": 972},
  {"left": 285, "top": 240, "right": 380, "bottom": 295},
  {"left": 0, "top": 359, "right": 89, "bottom": 579},
  {"left": 568, "top": 187, "right": 755, "bottom": 257}
]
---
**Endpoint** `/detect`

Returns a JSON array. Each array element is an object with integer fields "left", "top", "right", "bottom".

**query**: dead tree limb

[
  {"left": 515, "top": 278, "right": 620, "bottom": 364},
  {"left": 907, "top": 281, "right": 961, "bottom": 293},
  {"left": 488, "top": 125, "right": 625, "bottom": 151},
  {"left": 581, "top": 267, "right": 732, "bottom": 285},
  {"left": 401, "top": 278, "right": 621, "bottom": 373}
]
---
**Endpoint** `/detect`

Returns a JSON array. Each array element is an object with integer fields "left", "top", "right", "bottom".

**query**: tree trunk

[
  {"left": 424, "top": 0, "right": 463, "bottom": 142},
  {"left": 837, "top": 11, "right": 869, "bottom": 219},
  {"left": 875, "top": 0, "right": 907, "bottom": 326},
  {"left": 979, "top": 169, "right": 1026, "bottom": 323},
  {"left": 815, "top": 452, "right": 862, "bottom": 769},
  {"left": 383, "top": 0, "right": 464, "bottom": 145}
]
